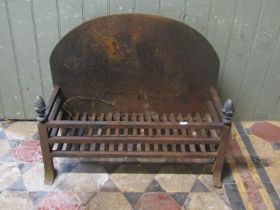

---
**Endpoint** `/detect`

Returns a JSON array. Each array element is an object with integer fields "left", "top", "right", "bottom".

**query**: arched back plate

[{"left": 50, "top": 14, "right": 219, "bottom": 113}]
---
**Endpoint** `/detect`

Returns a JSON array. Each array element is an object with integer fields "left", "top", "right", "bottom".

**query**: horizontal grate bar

[
  {"left": 46, "top": 120, "right": 225, "bottom": 129},
  {"left": 51, "top": 150, "right": 217, "bottom": 158},
  {"left": 49, "top": 136, "right": 221, "bottom": 144}
]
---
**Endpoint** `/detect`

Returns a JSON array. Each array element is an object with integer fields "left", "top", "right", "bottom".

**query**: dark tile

[
  {"left": 17, "top": 163, "right": 34, "bottom": 174},
  {"left": 260, "top": 158, "right": 269, "bottom": 167},
  {"left": 145, "top": 179, "right": 165, "bottom": 192},
  {"left": 184, "top": 164, "right": 203, "bottom": 174},
  {"left": 251, "top": 156, "right": 265, "bottom": 169},
  {"left": 224, "top": 184, "right": 246, "bottom": 210},
  {"left": 123, "top": 192, "right": 142, "bottom": 207},
  {"left": 244, "top": 128, "right": 253, "bottom": 135},
  {"left": 29, "top": 192, "right": 49, "bottom": 207},
  {"left": 7, "top": 178, "right": 26, "bottom": 191},
  {"left": 1, "top": 121, "right": 11, "bottom": 129},
  {"left": 190, "top": 180, "right": 209, "bottom": 192},
  {"left": 31, "top": 132, "right": 39, "bottom": 140},
  {"left": 8, "top": 139, "right": 21, "bottom": 149},
  {"left": 143, "top": 163, "right": 161, "bottom": 174},
  {"left": 100, "top": 179, "right": 120, "bottom": 192},
  {"left": 0, "top": 129, "right": 6, "bottom": 138},
  {"left": 76, "top": 192, "right": 97, "bottom": 205},
  {"left": 169, "top": 192, "right": 188, "bottom": 207},
  {"left": 59, "top": 162, "right": 79, "bottom": 173},
  {"left": 272, "top": 143, "right": 280, "bottom": 150},
  {"left": 222, "top": 162, "right": 235, "bottom": 184},
  {"left": 101, "top": 163, "right": 120, "bottom": 174}
]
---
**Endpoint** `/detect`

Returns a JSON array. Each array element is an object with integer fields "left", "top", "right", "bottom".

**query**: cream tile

[
  {"left": 155, "top": 165, "right": 197, "bottom": 192},
  {"left": 53, "top": 164, "right": 109, "bottom": 192},
  {"left": 0, "top": 191, "right": 33, "bottom": 210},
  {"left": 87, "top": 192, "right": 132, "bottom": 210},
  {"left": 111, "top": 164, "right": 154, "bottom": 192},
  {"left": 185, "top": 192, "right": 230, "bottom": 210},
  {"left": 5, "top": 122, "right": 37, "bottom": 140},
  {"left": 22, "top": 164, "right": 53, "bottom": 191},
  {"left": 0, "top": 163, "right": 21, "bottom": 190},
  {"left": 0, "top": 140, "right": 10, "bottom": 158}
]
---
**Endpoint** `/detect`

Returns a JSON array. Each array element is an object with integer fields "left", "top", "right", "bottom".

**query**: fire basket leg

[
  {"left": 212, "top": 125, "right": 231, "bottom": 187},
  {"left": 38, "top": 123, "right": 56, "bottom": 185},
  {"left": 212, "top": 99, "right": 234, "bottom": 188}
]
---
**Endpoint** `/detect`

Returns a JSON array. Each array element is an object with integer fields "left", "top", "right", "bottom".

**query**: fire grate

[{"left": 34, "top": 14, "right": 234, "bottom": 188}]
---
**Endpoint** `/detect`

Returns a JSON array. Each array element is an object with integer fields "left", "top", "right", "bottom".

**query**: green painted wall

[{"left": 0, "top": 0, "right": 280, "bottom": 120}]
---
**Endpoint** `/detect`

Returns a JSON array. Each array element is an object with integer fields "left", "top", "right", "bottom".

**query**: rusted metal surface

[
  {"left": 50, "top": 14, "right": 219, "bottom": 114},
  {"left": 35, "top": 14, "right": 235, "bottom": 187}
]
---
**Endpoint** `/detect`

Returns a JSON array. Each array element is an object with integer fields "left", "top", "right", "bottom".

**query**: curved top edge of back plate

[{"left": 50, "top": 14, "right": 219, "bottom": 112}]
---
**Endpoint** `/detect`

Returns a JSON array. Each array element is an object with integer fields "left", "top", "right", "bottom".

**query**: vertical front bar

[
  {"left": 212, "top": 125, "right": 231, "bottom": 187},
  {"left": 38, "top": 123, "right": 56, "bottom": 185},
  {"left": 212, "top": 99, "right": 234, "bottom": 187}
]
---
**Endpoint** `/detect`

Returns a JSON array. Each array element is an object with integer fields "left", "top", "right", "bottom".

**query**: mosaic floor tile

[
  {"left": 0, "top": 139, "right": 10, "bottom": 158},
  {"left": 145, "top": 179, "right": 165, "bottom": 192},
  {"left": 0, "top": 128, "right": 6, "bottom": 138},
  {"left": 22, "top": 164, "right": 53, "bottom": 192},
  {"left": 5, "top": 122, "right": 37, "bottom": 140},
  {"left": 251, "top": 122, "right": 280, "bottom": 143},
  {"left": 12, "top": 140, "right": 42, "bottom": 163},
  {"left": 88, "top": 192, "right": 132, "bottom": 210},
  {"left": 190, "top": 179, "right": 209, "bottom": 192},
  {"left": 0, "top": 121, "right": 280, "bottom": 210},
  {"left": 110, "top": 164, "right": 154, "bottom": 192},
  {"left": 123, "top": 192, "right": 143, "bottom": 207},
  {"left": 0, "top": 191, "right": 33, "bottom": 210},
  {"left": 272, "top": 143, "right": 280, "bottom": 150},
  {"left": 53, "top": 163, "right": 109, "bottom": 192},
  {"left": 17, "top": 163, "right": 35, "bottom": 174},
  {"left": 29, "top": 191, "right": 49, "bottom": 207},
  {"left": 36, "top": 192, "right": 83, "bottom": 210},
  {"left": 169, "top": 192, "right": 188, "bottom": 207},
  {"left": 7, "top": 177, "right": 26, "bottom": 191},
  {"left": 0, "top": 151, "right": 16, "bottom": 162},
  {"left": 185, "top": 192, "right": 230, "bottom": 210},
  {"left": 100, "top": 179, "right": 120, "bottom": 192},
  {"left": 154, "top": 165, "right": 197, "bottom": 192},
  {"left": 0, "top": 163, "right": 21, "bottom": 191},
  {"left": 7, "top": 139, "right": 21, "bottom": 149},
  {"left": 135, "top": 192, "right": 181, "bottom": 210}
]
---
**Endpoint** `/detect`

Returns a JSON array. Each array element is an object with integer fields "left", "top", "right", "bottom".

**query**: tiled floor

[{"left": 0, "top": 121, "right": 279, "bottom": 210}]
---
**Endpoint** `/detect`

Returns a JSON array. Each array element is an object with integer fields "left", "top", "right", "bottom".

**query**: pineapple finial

[
  {"left": 34, "top": 96, "right": 47, "bottom": 123},
  {"left": 222, "top": 99, "right": 234, "bottom": 125}
]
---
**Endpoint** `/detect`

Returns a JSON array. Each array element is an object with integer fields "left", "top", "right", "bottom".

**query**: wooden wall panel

[
  {"left": 109, "top": 0, "right": 134, "bottom": 14},
  {"left": 206, "top": 0, "right": 238, "bottom": 78},
  {"left": 254, "top": 30, "right": 280, "bottom": 119},
  {"left": 0, "top": 0, "right": 25, "bottom": 119},
  {"left": 58, "top": 0, "right": 83, "bottom": 37},
  {"left": 184, "top": 0, "right": 213, "bottom": 35},
  {"left": 135, "top": 0, "right": 159, "bottom": 14},
  {"left": 160, "top": 0, "right": 185, "bottom": 21},
  {"left": 1, "top": 0, "right": 280, "bottom": 120},
  {"left": 83, "top": 0, "right": 108, "bottom": 21},
  {"left": 7, "top": 0, "right": 45, "bottom": 118},
  {"left": 32, "top": 0, "right": 60, "bottom": 98},
  {"left": 235, "top": 0, "right": 280, "bottom": 119},
  {"left": 219, "top": 0, "right": 263, "bottom": 110}
]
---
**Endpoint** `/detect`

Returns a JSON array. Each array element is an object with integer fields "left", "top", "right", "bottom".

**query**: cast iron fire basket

[{"left": 34, "top": 14, "right": 234, "bottom": 187}]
